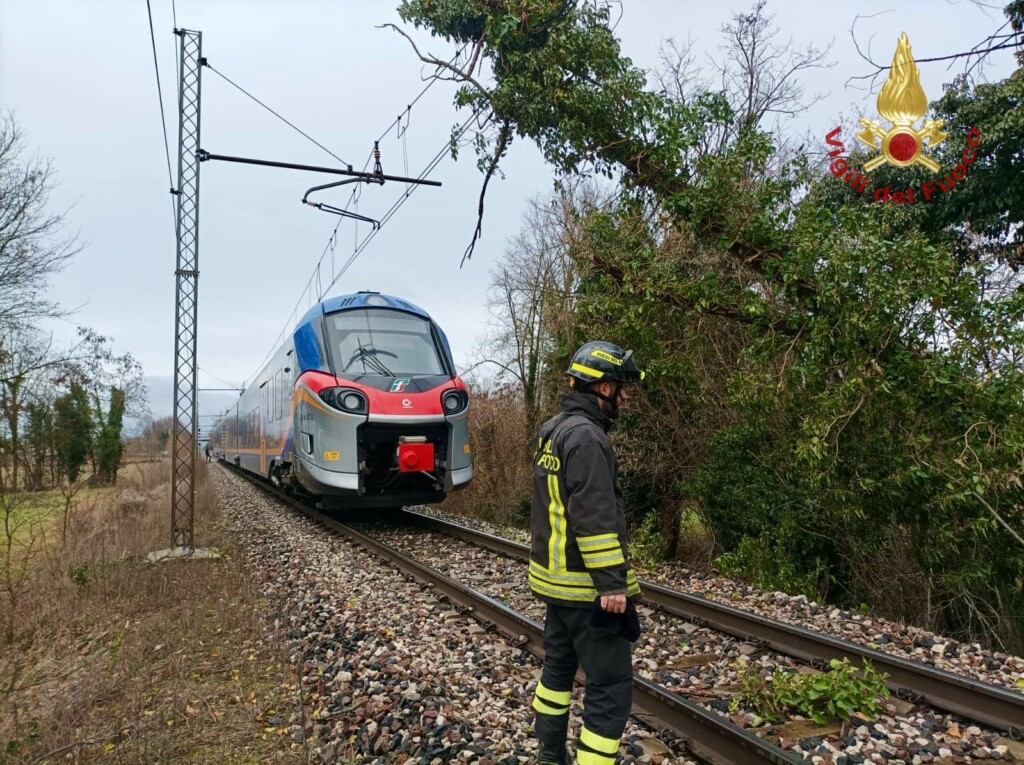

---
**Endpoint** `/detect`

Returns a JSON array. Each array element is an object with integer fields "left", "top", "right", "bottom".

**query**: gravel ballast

[{"left": 216, "top": 469, "right": 696, "bottom": 764}]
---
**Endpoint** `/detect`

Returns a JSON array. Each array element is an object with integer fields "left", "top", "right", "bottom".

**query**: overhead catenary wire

[
  {"left": 245, "top": 47, "right": 471, "bottom": 380},
  {"left": 205, "top": 63, "right": 351, "bottom": 168},
  {"left": 301, "top": 43, "right": 469, "bottom": 254},
  {"left": 198, "top": 366, "right": 243, "bottom": 390},
  {"left": 145, "top": 0, "right": 176, "bottom": 229},
  {"left": 246, "top": 108, "right": 478, "bottom": 383},
  {"left": 303, "top": 44, "right": 471, "bottom": 280}
]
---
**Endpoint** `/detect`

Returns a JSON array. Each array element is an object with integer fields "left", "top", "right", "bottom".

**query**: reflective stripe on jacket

[{"left": 529, "top": 393, "right": 641, "bottom": 606}]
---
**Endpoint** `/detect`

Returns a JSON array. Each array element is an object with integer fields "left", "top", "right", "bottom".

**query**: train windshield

[{"left": 326, "top": 308, "right": 446, "bottom": 377}]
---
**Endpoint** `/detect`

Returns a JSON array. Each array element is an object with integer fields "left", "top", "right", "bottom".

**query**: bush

[
  {"left": 731, "top": 658, "right": 890, "bottom": 724},
  {"left": 714, "top": 534, "right": 825, "bottom": 599},
  {"left": 628, "top": 511, "right": 667, "bottom": 568}
]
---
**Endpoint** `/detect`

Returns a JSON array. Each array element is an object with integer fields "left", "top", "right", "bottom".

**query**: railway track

[
  {"left": 226, "top": 466, "right": 800, "bottom": 764},
  {"left": 404, "top": 511, "right": 1024, "bottom": 737},
  {"left": 224, "top": 465, "right": 1023, "bottom": 763}
]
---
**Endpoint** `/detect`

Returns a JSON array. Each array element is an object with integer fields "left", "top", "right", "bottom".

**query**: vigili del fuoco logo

[{"left": 825, "top": 32, "right": 981, "bottom": 204}]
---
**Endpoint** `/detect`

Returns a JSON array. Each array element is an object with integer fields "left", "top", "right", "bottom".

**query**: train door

[{"left": 260, "top": 380, "right": 269, "bottom": 475}]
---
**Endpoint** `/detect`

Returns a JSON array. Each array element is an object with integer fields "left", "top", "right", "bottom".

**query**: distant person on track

[
  {"left": 529, "top": 341, "right": 645, "bottom": 765},
  {"left": 204, "top": 444, "right": 211, "bottom": 463}
]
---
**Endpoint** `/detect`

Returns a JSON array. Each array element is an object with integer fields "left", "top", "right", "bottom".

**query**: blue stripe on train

[{"left": 294, "top": 323, "right": 322, "bottom": 371}]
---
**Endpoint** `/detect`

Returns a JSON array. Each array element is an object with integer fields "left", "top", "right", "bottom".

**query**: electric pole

[{"left": 170, "top": 28, "right": 203, "bottom": 549}]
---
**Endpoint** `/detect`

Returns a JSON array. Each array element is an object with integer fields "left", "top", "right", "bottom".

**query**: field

[{"left": 0, "top": 460, "right": 306, "bottom": 763}]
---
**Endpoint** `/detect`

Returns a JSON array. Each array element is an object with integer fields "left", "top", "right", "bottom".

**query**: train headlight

[
  {"left": 319, "top": 387, "right": 368, "bottom": 414},
  {"left": 442, "top": 389, "right": 468, "bottom": 414}
]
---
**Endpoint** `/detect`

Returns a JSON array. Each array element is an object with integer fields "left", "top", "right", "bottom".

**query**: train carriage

[{"left": 208, "top": 291, "right": 472, "bottom": 509}]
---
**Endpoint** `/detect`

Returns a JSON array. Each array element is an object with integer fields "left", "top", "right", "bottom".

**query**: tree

[
  {"left": 0, "top": 113, "right": 80, "bottom": 333},
  {"left": 656, "top": 1, "right": 831, "bottom": 159},
  {"left": 400, "top": 0, "right": 1024, "bottom": 649},
  {"left": 60, "top": 327, "right": 148, "bottom": 420},
  {"left": 924, "top": 69, "right": 1024, "bottom": 263},
  {"left": 23, "top": 400, "right": 53, "bottom": 490},
  {"left": 478, "top": 187, "right": 590, "bottom": 441},
  {"left": 94, "top": 387, "right": 125, "bottom": 484},
  {"left": 849, "top": 1, "right": 1023, "bottom": 86},
  {"left": 53, "top": 383, "right": 91, "bottom": 483},
  {"left": 0, "top": 328, "right": 59, "bottom": 491},
  {"left": 0, "top": 326, "right": 144, "bottom": 491}
]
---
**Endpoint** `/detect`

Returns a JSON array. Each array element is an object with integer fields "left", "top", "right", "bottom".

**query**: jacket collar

[{"left": 560, "top": 392, "right": 613, "bottom": 432}]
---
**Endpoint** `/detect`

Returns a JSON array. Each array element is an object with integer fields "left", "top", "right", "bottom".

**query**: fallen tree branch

[
  {"left": 380, "top": 23, "right": 489, "bottom": 95},
  {"left": 461, "top": 121, "right": 513, "bottom": 267}
]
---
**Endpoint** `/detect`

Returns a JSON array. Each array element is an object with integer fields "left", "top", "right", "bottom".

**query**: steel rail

[
  {"left": 227, "top": 469, "right": 800, "bottom": 765},
  {"left": 406, "top": 511, "right": 1024, "bottom": 736}
]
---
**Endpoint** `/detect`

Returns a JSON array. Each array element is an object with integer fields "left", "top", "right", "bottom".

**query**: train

[{"left": 207, "top": 291, "right": 473, "bottom": 510}]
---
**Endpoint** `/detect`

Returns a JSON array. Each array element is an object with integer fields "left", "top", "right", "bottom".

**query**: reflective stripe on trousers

[
  {"left": 576, "top": 725, "right": 621, "bottom": 764},
  {"left": 533, "top": 603, "right": 632, "bottom": 762}
]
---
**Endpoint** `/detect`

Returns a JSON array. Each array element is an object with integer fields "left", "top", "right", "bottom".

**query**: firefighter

[{"left": 529, "top": 340, "right": 644, "bottom": 765}]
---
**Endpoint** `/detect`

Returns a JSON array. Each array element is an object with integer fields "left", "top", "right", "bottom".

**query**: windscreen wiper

[{"left": 343, "top": 346, "right": 395, "bottom": 377}]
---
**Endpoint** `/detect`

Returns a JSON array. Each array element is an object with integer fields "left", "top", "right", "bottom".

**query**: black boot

[{"left": 537, "top": 746, "right": 570, "bottom": 765}]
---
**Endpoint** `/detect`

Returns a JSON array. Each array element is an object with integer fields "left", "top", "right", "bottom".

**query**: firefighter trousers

[{"left": 532, "top": 602, "right": 632, "bottom": 765}]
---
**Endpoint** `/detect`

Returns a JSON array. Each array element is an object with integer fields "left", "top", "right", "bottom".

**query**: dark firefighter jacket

[{"left": 529, "top": 392, "right": 642, "bottom": 607}]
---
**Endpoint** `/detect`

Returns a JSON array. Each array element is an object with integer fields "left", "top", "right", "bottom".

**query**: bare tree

[
  {"left": 0, "top": 326, "right": 147, "bottom": 491},
  {"left": 656, "top": 1, "right": 832, "bottom": 160},
  {"left": 474, "top": 185, "right": 611, "bottom": 441},
  {"left": 0, "top": 113, "right": 81, "bottom": 333},
  {"left": 59, "top": 327, "right": 149, "bottom": 420},
  {"left": 716, "top": 1, "right": 832, "bottom": 128}
]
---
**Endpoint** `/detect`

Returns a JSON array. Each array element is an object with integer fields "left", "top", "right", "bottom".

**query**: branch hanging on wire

[
  {"left": 380, "top": 23, "right": 489, "bottom": 95},
  {"left": 461, "top": 121, "right": 513, "bottom": 268}
]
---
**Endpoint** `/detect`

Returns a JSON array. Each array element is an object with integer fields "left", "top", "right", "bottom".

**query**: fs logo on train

[
  {"left": 825, "top": 32, "right": 980, "bottom": 204},
  {"left": 390, "top": 378, "right": 410, "bottom": 393}
]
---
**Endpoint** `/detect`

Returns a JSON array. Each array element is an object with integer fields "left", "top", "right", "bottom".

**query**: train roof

[{"left": 296, "top": 292, "right": 430, "bottom": 327}]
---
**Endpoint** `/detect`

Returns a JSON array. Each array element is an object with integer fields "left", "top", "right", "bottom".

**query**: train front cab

[{"left": 290, "top": 301, "right": 472, "bottom": 509}]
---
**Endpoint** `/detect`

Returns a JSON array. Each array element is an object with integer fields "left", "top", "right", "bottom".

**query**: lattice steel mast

[{"left": 170, "top": 28, "right": 203, "bottom": 549}]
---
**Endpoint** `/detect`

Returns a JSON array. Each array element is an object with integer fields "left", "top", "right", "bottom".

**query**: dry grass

[
  {"left": 0, "top": 461, "right": 306, "bottom": 764},
  {"left": 434, "top": 388, "right": 533, "bottom": 528}
]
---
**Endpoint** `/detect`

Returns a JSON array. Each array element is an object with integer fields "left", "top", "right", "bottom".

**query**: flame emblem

[{"left": 856, "top": 33, "right": 947, "bottom": 172}]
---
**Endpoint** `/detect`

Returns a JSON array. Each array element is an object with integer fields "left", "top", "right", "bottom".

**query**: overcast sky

[{"left": 1, "top": 0, "right": 1017, "bottom": 422}]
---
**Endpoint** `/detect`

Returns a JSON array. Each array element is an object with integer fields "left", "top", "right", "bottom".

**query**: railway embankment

[{"left": 0, "top": 460, "right": 303, "bottom": 763}]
